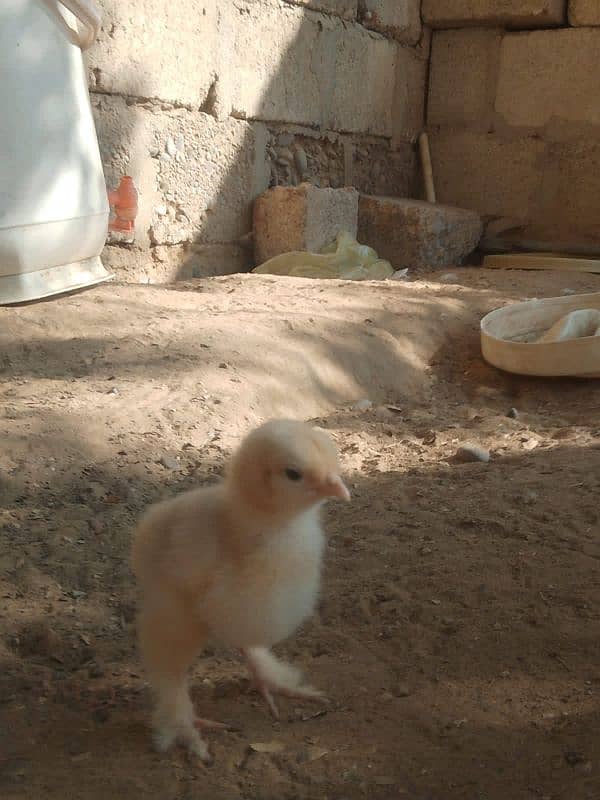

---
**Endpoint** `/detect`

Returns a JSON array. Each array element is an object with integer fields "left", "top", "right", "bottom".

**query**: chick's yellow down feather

[{"left": 131, "top": 419, "right": 350, "bottom": 761}]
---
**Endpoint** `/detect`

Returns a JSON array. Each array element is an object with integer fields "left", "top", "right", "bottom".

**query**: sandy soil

[{"left": 1, "top": 267, "right": 600, "bottom": 800}]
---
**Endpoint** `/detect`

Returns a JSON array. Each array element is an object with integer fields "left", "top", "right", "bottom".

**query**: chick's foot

[{"left": 242, "top": 646, "right": 328, "bottom": 720}]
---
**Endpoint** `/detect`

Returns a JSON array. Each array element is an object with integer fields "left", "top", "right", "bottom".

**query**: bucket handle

[{"left": 56, "top": 0, "right": 102, "bottom": 50}]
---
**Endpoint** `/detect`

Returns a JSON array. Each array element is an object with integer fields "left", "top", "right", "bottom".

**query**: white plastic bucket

[{"left": 0, "top": 0, "right": 110, "bottom": 304}]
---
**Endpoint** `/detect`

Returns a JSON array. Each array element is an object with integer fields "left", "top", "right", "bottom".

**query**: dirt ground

[{"left": 1, "top": 266, "right": 600, "bottom": 800}]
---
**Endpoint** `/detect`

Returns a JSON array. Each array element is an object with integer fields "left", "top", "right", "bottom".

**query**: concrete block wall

[
  {"left": 426, "top": 1, "right": 600, "bottom": 243},
  {"left": 87, "top": 0, "right": 428, "bottom": 282}
]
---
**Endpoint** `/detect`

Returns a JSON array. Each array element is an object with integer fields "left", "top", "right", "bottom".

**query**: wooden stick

[
  {"left": 482, "top": 235, "right": 600, "bottom": 258},
  {"left": 418, "top": 132, "right": 436, "bottom": 204}
]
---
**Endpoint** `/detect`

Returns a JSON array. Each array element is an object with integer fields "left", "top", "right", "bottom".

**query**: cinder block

[
  {"left": 92, "top": 95, "right": 269, "bottom": 248},
  {"left": 358, "top": 196, "right": 482, "bottom": 271},
  {"left": 393, "top": 46, "right": 427, "bottom": 144},
  {"left": 422, "top": 0, "right": 566, "bottom": 28},
  {"left": 225, "top": 2, "right": 334, "bottom": 129},
  {"left": 154, "top": 243, "right": 251, "bottom": 278},
  {"left": 428, "top": 29, "right": 502, "bottom": 129},
  {"left": 358, "top": 0, "right": 421, "bottom": 45},
  {"left": 253, "top": 184, "right": 359, "bottom": 264},
  {"left": 495, "top": 29, "right": 600, "bottom": 129},
  {"left": 87, "top": 0, "right": 219, "bottom": 107},
  {"left": 427, "top": 131, "right": 545, "bottom": 221},
  {"left": 187, "top": 244, "right": 252, "bottom": 276},
  {"left": 102, "top": 242, "right": 250, "bottom": 283},
  {"left": 327, "top": 26, "right": 398, "bottom": 136},
  {"left": 569, "top": 0, "right": 600, "bottom": 25},
  {"left": 100, "top": 244, "right": 193, "bottom": 284},
  {"left": 90, "top": 0, "right": 409, "bottom": 137},
  {"left": 223, "top": 2, "right": 401, "bottom": 134}
]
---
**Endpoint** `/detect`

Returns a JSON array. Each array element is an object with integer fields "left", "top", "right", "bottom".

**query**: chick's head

[{"left": 226, "top": 419, "right": 350, "bottom": 516}]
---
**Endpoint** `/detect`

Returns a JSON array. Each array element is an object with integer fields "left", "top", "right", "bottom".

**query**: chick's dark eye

[{"left": 285, "top": 468, "right": 303, "bottom": 482}]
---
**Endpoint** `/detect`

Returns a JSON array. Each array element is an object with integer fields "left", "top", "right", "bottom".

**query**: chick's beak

[{"left": 321, "top": 473, "right": 351, "bottom": 502}]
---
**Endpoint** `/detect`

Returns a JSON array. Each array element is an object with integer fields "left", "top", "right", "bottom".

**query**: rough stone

[
  {"left": 266, "top": 128, "right": 346, "bottom": 190},
  {"left": 358, "top": 196, "right": 483, "bottom": 271},
  {"left": 253, "top": 184, "right": 359, "bottom": 264},
  {"left": 495, "top": 29, "right": 600, "bottom": 130},
  {"left": 454, "top": 443, "right": 490, "bottom": 463},
  {"left": 428, "top": 131, "right": 545, "bottom": 222},
  {"left": 569, "top": 0, "right": 600, "bottom": 25},
  {"left": 351, "top": 141, "right": 416, "bottom": 197},
  {"left": 358, "top": 0, "right": 421, "bottom": 45},
  {"left": 422, "top": 0, "right": 566, "bottom": 28},
  {"left": 92, "top": 95, "right": 269, "bottom": 248},
  {"left": 263, "top": 128, "right": 418, "bottom": 197},
  {"left": 428, "top": 29, "right": 503, "bottom": 129}
]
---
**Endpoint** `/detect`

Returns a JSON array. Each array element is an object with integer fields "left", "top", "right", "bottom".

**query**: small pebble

[
  {"left": 165, "top": 136, "right": 177, "bottom": 156},
  {"left": 93, "top": 707, "right": 110, "bottom": 724},
  {"left": 276, "top": 133, "right": 294, "bottom": 148},
  {"left": 523, "top": 438, "right": 539, "bottom": 451},
  {"left": 562, "top": 288, "right": 576, "bottom": 295},
  {"left": 88, "top": 663, "right": 105, "bottom": 679},
  {"left": 18, "top": 621, "right": 61, "bottom": 659},
  {"left": 564, "top": 750, "right": 586, "bottom": 767},
  {"left": 89, "top": 518, "right": 104, "bottom": 534},
  {"left": 475, "top": 385, "right": 503, "bottom": 400},
  {"left": 454, "top": 443, "right": 490, "bottom": 463},
  {"left": 159, "top": 455, "right": 180, "bottom": 471},
  {"left": 391, "top": 269, "right": 409, "bottom": 281},
  {"left": 375, "top": 406, "right": 393, "bottom": 422},
  {"left": 353, "top": 399, "right": 372, "bottom": 412},
  {"left": 394, "top": 684, "right": 411, "bottom": 698},
  {"left": 507, "top": 407, "right": 519, "bottom": 419},
  {"left": 440, "top": 272, "right": 459, "bottom": 283},
  {"left": 87, "top": 482, "right": 107, "bottom": 499},
  {"left": 293, "top": 146, "right": 308, "bottom": 176}
]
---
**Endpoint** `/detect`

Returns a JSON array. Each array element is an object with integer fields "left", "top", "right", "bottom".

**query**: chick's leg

[
  {"left": 139, "top": 599, "right": 216, "bottom": 761},
  {"left": 242, "top": 646, "right": 327, "bottom": 720}
]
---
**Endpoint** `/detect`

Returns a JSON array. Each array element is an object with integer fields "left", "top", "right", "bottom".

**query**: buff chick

[{"left": 131, "top": 419, "right": 350, "bottom": 761}]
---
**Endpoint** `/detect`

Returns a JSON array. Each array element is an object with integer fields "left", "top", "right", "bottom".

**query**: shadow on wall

[{"left": 87, "top": 0, "right": 421, "bottom": 283}]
